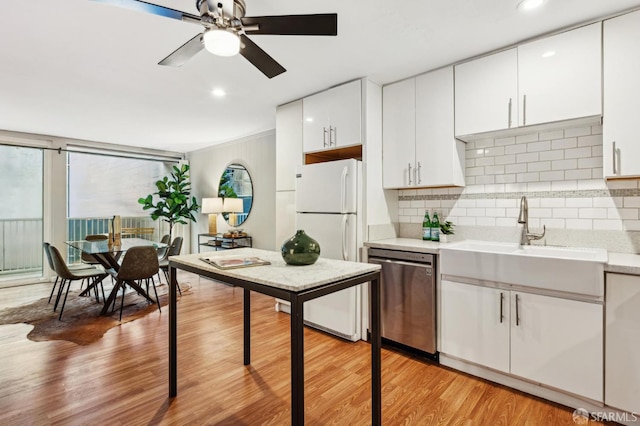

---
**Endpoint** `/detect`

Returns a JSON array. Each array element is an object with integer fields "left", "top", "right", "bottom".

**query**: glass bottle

[
  {"left": 422, "top": 210, "right": 431, "bottom": 241},
  {"left": 431, "top": 210, "right": 440, "bottom": 242}
]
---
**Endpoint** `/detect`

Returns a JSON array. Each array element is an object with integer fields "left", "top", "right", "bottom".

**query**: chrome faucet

[{"left": 517, "top": 196, "right": 545, "bottom": 245}]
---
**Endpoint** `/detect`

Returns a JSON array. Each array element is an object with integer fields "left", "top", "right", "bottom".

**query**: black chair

[
  {"left": 111, "top": 246, "right": 161, "bottom": 321},
  {"left": 159, "top": 236, "right": 183, "bottom": 295},
  {"left": 47, "top": 244, "right": 108, "bottom": 320}
]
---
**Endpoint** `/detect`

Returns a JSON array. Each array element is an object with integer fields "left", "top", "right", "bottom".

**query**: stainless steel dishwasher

[{"left": 368, "top": 248, "right": 437, "bottom": 356}]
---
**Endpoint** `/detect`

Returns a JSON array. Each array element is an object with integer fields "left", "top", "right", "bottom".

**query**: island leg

[
  {"left": 290, "top": 294, "right": 304, "bottom": 425},
  {"left": 244, "top": 288, "right": 251, "bottom": 365},
  {"left": 169, "top": 264, "right": 178, "bottom": 397},
  {"left": 371, "top": 275, "right": 381, "bottom": 426}
]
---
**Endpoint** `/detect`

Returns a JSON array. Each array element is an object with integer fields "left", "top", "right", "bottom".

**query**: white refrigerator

[{"left": 294, "top": 158, "right": 363, "bottom": 341}]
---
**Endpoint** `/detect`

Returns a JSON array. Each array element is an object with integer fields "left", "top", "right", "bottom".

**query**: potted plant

[
  {"left": 439, "top": 221, "right": 455, "bottom": 243},
  {"left": 138, "top": 164, "right": 200, "bottom": 241}
]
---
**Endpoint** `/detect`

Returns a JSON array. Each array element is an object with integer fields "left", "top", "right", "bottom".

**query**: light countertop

[
  {"left": 170, "top": 248, "right": 380, "bottom": 292},
  {"left": 365, "top": 238, "right": 640, "bottom": 276}
]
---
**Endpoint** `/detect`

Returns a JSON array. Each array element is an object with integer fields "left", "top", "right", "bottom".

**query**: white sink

[{"left": 439, "top": 240, "right": 607, "bottom": 297}]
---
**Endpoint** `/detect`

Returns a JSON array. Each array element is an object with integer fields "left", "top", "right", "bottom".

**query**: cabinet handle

[
  {"left": 408, "top": 163, "right": 412, "bottom": 185},
  {"left": 515, "top": 294, "right": 520, "bottom": 326},
  {"left": 329, "top": 125, "right": 336, "bottom": 146},
  {"left": 508, "top": 98, "right": 512, "bottom": 128},
  {"left": 323, "top": 127, "right": 328, "bottom": 147},
  {"left": 500, "top": 292, "right": 504, "bottom": 323},
  {"left": 612, "top": 141, "right": 617, "bottom": 175},
  {"left": 522, "top": 95, "right": 527, "bottom": 126},
  {"left": 417, "top": 162, "right": 422, "bottom": 184}
]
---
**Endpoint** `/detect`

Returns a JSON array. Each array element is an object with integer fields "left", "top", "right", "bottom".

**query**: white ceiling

[{"left": 1, "top": 0, "right": 640, "bottom": 153}]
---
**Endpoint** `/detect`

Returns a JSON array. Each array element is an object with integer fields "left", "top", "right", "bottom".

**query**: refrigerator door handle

[
  {"left": 341, "top": 215, "right": 348, "bottom": 260},
  {"left": 340, "top": 166, "right": 348, "bottom": 213}
]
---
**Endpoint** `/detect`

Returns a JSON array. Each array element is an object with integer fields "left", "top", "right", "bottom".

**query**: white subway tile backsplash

[
  {"left": 539, "top": 150, "right": 564, "bottom": 161},
  {"left": 527, "top": 182, "right": 551, "bottom": 192},
  {"left": 528, "top": 141, "right": 551, "bottom": 152},
  {"left": 593, "top": 219, "right": 623, "bottom": 231},
  {"left": 625, "top": 220, "right": 640, "bottom": 231},
  {"left": 624, "top": 197, "right": 640, "bottom": 208},
  {"left": 539, "top": 130, "right": 564, "bottom": 140},
  {"left": 540, "top": 198, "right": 565, "bottom": 208},
  {"left": 565, "top": 126, "right": 592, "bottom": 137},
  {"left": 528, "top": 161, "right": 551, "bottom": 172},
  {"left": 554, "top": 208, "right": 579, "bottom": 218},
  {"left": 565, "top": 169, "right": 592, "bottom": 180},
  {"left": 518, "top": 172, "right": 539, "bottom": 183},
  {"left": 396, "top": 127, "right": 640, "bottom": 239},
  {"left": 515, "top": 133, "right": 539, "bottom": 144},
  {"left": 495, "top": 136, "right": 516, "bottom": 146},
  {"left": 565, "top": 147, "right": 592, "bottom": 159},
  {"left": 552, "top": 159, "right": 578, "bottom": 170},
  {"left": 505, "top": 144, "right": 527, "bottom": 155},
  {"left": 552, "top": 138, "right": 577, "bottom": 150},
  {"left": 578, "top": 135, "right": 601, "bottom": 147},
  {"left": 484, "top": 146, "right": 505, "bottom": 157},
  {"left": 540, "top": 171, "right": 565, "bottom": 182},
  {"left": 517, "top": 152, "right": 539, "bottom": 163},
  {"left": 495, "top": 174, "right": 517, "bottom": 184},
  {"left": 565, "top": 218, "right": 593, "bottom": 229},
  {"left": 579, "top": 208, "right": 608, "bottom": 219}
]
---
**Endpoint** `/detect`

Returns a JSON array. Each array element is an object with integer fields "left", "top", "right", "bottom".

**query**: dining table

[
  {"left": 66, "top": 237, "right": 168, "bottom": 315},
  {"left": 167, "top": 248, "right": 382, "bottom": 425}
]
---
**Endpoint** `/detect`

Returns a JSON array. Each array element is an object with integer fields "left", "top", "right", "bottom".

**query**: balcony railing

[
  {"left": 0, "top": 218, "right": 43, "bottom": 276},
  {"left": 0, "top": 216, "right": 176, "bottom": 278}
]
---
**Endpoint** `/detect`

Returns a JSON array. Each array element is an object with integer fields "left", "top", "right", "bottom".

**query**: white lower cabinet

[
  {"left": 441, "top": 280, "right": 603, "bottom": 402},
  {"left": 605, "top": 273, "right": 640, "bottom": 413}
]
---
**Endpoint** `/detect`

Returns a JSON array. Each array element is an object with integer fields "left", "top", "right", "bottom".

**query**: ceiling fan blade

[
  {"left": 158, "top": 34, "right": 204, "bottom": 67},
  {"left": 239, "top": 34, "right": 286, "bottom": 79},
  {"left": 91, "top": 0, "right": 200, "bottom": 23},
  {"left": 241, "top": 14, "right": 337, "bottom": 36}
]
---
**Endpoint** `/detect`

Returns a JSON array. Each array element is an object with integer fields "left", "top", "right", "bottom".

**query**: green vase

[{"left": 281, "top": 230, "right": 321, "bottom": 266}]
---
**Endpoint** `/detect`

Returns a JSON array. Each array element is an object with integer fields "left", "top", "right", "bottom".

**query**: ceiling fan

[{"left": 93, "top": 0, "right": 338, "bottom": 78}]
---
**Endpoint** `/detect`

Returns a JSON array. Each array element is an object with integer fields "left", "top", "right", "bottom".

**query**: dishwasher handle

[{"left": 369, "top": 257, "right": 433, "bottom": 274}]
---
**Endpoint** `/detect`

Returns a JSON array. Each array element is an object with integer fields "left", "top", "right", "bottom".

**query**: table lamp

[
  {"left": 201, "top": 197, "right": 224, "bottom": 234},
  {"left": 223, "top": 198, "right": 244, "bottom": 228}
]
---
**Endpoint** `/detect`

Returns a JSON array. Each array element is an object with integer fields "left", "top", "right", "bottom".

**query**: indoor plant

[
  {"left": 138, "top": 164, "right": 200, "bottom": 241},
  {"left": 439, "top": 221, "right": 455, "bottom": 243}
]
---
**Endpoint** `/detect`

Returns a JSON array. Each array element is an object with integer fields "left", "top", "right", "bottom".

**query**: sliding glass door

[{"left": 0, "top": 145, "right": 43, "bottom": 281}]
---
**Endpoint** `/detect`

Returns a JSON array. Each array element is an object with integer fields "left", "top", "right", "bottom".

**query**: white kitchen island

[{"left": 168, "top": 248, "right": 382, "bottom": 426}]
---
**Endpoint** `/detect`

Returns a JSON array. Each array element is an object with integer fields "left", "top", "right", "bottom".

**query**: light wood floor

[{"left": 0, "top": 273, "right": 609, "bottom": 425}]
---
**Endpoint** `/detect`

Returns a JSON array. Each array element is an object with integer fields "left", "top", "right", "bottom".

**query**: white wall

[{"left": 188, "top": 130, "right": 276, "bottom": 252}]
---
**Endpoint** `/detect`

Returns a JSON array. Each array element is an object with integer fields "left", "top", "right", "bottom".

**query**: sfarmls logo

[{"left": 573, "top": 408, "right": 638, "bottom": 424}]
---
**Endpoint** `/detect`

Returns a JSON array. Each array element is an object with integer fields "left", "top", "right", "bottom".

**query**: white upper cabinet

[
  {"left": 518, "top": 22, "right": 602, "bottom": 127},
  {"left": 275, "top": 100, "right": 303, "bottom": 192},
  {"left": 382, "top": 78, "right": 415, "bottom": 188},
  {"left": 302, "top": 80, "right": 362, "bottom": 153},
  {"left": 415, "top": 68, "right": 465, "bottom": 187},
  {"left": 455, "top": 49, "right": 518, "bottom": 136},
  {"left": 383, "top": 67, "right": 465, "bottom": 189},
  {"left": 455, "top": 23, "right": 602, "bottom": 138},
  {"left": 603, "top": 10, "right": 640, "bottom": 178}
]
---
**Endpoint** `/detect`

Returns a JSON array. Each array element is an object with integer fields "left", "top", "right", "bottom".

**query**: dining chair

[
  {"left": 47, "top": 244, "right": 108, "bottom": 320},
  {"left": 156, "top": 234, "right": 171, "bottom": 261},
  {"left": 111, "top": 245, "right": 161, "bottom": 321},
  {"left": 159, "top": 236, "right": 183, "bottom": 295},
  {"left": 81, "top": 234, "right": 108, "bottom": 265},
  {"left": 43, "top": 242, "right": 101, "bottom": 304}
]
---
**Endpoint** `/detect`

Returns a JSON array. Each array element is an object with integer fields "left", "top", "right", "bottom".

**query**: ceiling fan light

[{"left": 203, "top": 28, "right": 240, "bottom": 57}]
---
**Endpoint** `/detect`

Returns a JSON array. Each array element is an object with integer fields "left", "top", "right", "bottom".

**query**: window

[{"left": 0, "top": 145, "right": 43, "bottom": 280}]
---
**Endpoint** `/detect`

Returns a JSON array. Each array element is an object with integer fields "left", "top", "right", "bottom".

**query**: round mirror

[{"left": 218, "top": 163, "right": 253, "bottom": 227}]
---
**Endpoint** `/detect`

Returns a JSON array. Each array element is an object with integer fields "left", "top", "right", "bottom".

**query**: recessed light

[
  {"left": 211, "top": 88, "right": 226, "bottom": 97},
  {"left": 517, "top": 0, "right": 546, "bottom": 12},
  {"left": 305, "top": 117, "right": 314, "bottom": 122},
  {"left": 542, "top": 51, "right": 556, "bottom": 58}
]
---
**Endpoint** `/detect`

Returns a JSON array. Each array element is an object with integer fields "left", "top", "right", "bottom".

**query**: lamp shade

[
  {"left": 201, "top": 197, "right": 224, "bottom": 214},
  {"left": 203, "top": 28, "right": 240, "bottom": 57},
  {"left": 223, "top": 198, "right": 244, "bottom": 213}
]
